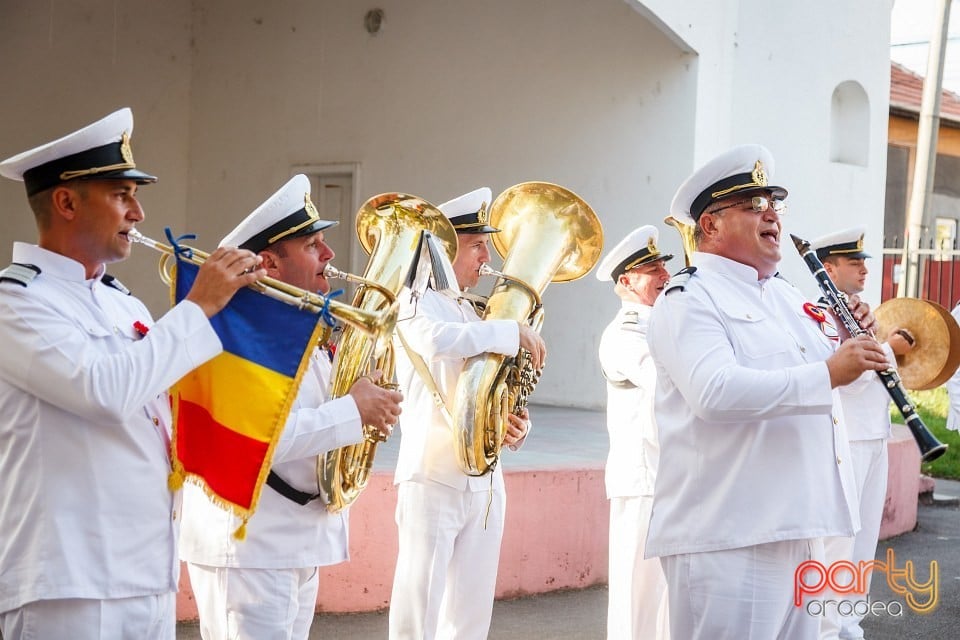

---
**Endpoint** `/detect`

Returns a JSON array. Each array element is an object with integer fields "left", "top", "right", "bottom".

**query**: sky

[{"left": 891, "top": 0, "right": 960, "bottom": 93}]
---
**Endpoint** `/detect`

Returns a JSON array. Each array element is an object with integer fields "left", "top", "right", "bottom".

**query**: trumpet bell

[{"left": 875, "top": 298, "right": 960, "bottom": 391}]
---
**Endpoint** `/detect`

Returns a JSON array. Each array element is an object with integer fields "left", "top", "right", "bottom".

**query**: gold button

[
  {"left": 172, "top": 510, "right": 177, "bottom": 521},
  {"left": 153, "top": 417, "right": 160, "bottom": 426},
  {"left": 833, "top": 416, "right": 839, "bottom": 425},
  {"left": 837, "top": 457, "right": 842, "bottom": 465}
]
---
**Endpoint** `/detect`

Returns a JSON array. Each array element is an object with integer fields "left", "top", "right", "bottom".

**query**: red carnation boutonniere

[
  {"left": 133, "top": 321, "right": 150, "bottom": 338},
  {"left": 802, "top": 302, "right": 838, "bottom": 342},
  {"left": 802, "top": 302, "right": 826, "bottom": 323}
]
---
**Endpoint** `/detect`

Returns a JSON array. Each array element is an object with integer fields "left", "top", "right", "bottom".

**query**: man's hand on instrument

[
  {"left": 886, "top": 327, "right": 916, "bottom": 357},
  {"left": 826, "top": 335, "right": 890, "bottom": 388},
  {"left": 846, "top": 294, "right": 879, "bottom": 336},
  {"left": 503, "top": 408, "right": 530, "bottom": 449},
  {"left": 517, "top": 323, "right": 546, "bottom": 370},
  {"left": 186, "top": 247, "right": 265, "bottom": 318},
  {"left": 349, "top": 370, "right": 403, "bottom": 437}
]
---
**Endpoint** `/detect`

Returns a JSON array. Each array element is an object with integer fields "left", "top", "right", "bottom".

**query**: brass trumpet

[{"left": 128, "top": 229, "right": 396, "bottom": 345}]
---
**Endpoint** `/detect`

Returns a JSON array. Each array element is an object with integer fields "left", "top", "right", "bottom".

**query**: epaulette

[
  {"left": 0, "top": 263, "right": 41, "bottom": 287},
  {"left": 664, "top": 266, "right": 697, "bottom": 295},
  {"left": 101, "top": 274, "right": 132, "bottom": 295},
  {"left": 621, "top": 310, "right": 640, "bottom": 325}
]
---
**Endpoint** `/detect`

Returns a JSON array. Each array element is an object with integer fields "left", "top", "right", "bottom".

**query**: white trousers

[
  {"left": 661, "top": 539, "right": 822, "bottom": 640},
  {"left": 186, "top": 563, "right": 319, "bottom": 640},
  {"left": 0, "top": 593, "right": 174, "bottom": 640},
  {"left": 388, "top": 480, "right": 506, "bottom": 640},
  {"left": 820, "top": 439, "right": 887, "bottom": 640},
  {"left": 607, "top": 495, "right": 669, "bottom": 640}
]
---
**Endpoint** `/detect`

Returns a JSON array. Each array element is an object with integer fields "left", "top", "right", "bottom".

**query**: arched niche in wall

[{"left": 830, "top": 80, "right": 870, "bottom": 166}]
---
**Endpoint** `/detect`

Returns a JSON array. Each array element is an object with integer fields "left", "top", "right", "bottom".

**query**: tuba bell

[
  {"left": 451, "top": 182, "right": 603, "bottom": 476},
  {"left": 663, "top": 215, "right": 697, "bottom": 267},
  {"left": 319, "top": 193, "right": 457, "bottom": 512}
]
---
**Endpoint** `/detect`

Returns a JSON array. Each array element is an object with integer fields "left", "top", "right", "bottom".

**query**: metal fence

[{"left": 881, "top": 235, "right": 960, "bottom": 310}]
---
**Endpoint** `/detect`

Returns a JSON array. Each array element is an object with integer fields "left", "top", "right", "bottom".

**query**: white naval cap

[
  {"left": 669, "top": 143, "right": 788, "bottom": 226},
  {"left": 439, "top": 187, "right": 500, "bottom": 234},
  {"left": 809, "top": 226, "right": 871, "bottom": 260},
  {"left": 220, "top": 174, "right": 337, "bottom": 253},
  {"left": 0, "top": 107, "right": 157, "bottom": 196},
  {"left": 595, "top": 224, "right": 673, "bottom": 282}
]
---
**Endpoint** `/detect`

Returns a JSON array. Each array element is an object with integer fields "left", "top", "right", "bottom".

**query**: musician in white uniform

[
  {"left": 947, "top": 303, "right": 960, "bottom": 432},
  {"left": 597, "top": 225, "right": 672, "bottom": 640},
  {"left": 179, "top": 174, "right": 402, "bottom": 640},
  {"left": 388, "top": 187, "right": 546, "bottom": 640},
  {"left": 0, "top": 108, "right": 263, "bottom": 640},
  {"left": 644, "top": 144, "right": 890, "bottom": 639},
  {"left": 810, "top": 227, "right": 913, "bottom": 640}
]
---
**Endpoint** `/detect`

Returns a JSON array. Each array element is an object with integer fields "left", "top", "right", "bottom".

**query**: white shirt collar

[
  {"left": 693, "top": 251, "right": 769, "bottom": 284},
  {"left": 12, "top": 242, "right": 105, "bottom": 284}
]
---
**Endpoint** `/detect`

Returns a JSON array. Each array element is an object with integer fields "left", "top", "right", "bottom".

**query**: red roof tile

[{"left": 890, "top": 60, "right": 960, "bottom": 122}]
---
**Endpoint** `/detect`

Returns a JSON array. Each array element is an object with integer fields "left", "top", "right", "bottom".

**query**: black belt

[{"left": 266, "top": 470, "right": 322, "bottom": 506}]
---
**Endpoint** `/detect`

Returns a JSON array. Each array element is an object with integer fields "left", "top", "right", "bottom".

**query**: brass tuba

[
  {"left": 319, "top": 193, "right": 457, "bottom": 512},
  {"left": 451, "top": 182, "right": 603, "bottom": 476}
]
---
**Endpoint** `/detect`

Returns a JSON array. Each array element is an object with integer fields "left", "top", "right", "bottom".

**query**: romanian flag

[{"left": 168, "top": 258, "right": 324, "bottom": 536}]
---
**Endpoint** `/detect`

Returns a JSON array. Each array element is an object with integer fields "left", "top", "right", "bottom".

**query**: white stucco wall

[
  {"left": 0, "top": 0, "right": 894, "bottom": 409},
  {"left": 633, "top": 0, "right": 894, "bottom": 303},
  {"left": 183, "top": 0, "right": 696, "bottom": 408},
  {"left": 0, "top": 0, "right": 194, "bottom": 301}
]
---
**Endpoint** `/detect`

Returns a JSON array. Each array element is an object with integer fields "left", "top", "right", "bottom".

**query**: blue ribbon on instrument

[
  {"left": 319, "top": 288, "right": 344, "bottom": 328},
  {"left": 165, "top": 227, "right": 196, "bottom": 260}
]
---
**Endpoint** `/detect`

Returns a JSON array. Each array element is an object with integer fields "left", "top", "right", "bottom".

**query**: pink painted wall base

[{"left": 176, "top": 467, "right": 608, "bottom": 619}]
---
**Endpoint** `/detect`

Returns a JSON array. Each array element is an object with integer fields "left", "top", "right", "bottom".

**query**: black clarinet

[{"left": 791, "top": 234, "right": 947, "bottom": 463}]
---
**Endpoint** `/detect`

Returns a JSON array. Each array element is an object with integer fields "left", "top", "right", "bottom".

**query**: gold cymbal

[{"left": 874, "top": 298, "right": 960, "bottom": 390}]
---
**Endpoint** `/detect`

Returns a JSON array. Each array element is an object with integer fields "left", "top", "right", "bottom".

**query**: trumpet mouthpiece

[{"left": 323, "top": 264, "right": 346, "bottom": 279}]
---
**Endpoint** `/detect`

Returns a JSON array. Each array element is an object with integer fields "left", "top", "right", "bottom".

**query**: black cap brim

[
  {"left": 454, "top": 224, "right": 500, "bottom": 234},
  {"left": 80, "top": 167, "right": 158, "bottom": 185}
]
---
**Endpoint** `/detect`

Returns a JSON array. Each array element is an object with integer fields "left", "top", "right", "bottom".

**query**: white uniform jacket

[
  {"left": 598, "top": 301, "right": 659, "bottom": 498},
  {"left": 947, "top": 303, "right": 960, "bottom": 432},
  {"left": 645, "top": 253, "right": 859, "bottom": 558},
  {"left": 0, "top": 242, "right": 221, "bottom": 614},
  {"left": 179, "top": 349, "right": 363, "bottom": 569},
  {"left": 393, "top": 286, "right": 519, "bottom": 491}
]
